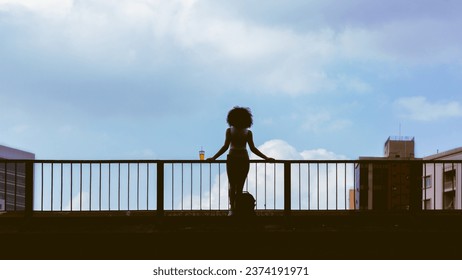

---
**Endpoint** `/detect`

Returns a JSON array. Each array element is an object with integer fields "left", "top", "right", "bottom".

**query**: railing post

[
  {"left": 157, "top": 162, "right": 164, "bottom": 216},
  {"left": 409, "top": 160, "right": 423, "bottom": 211},
  {"left": 25, "top": 161, "right": 34, "bottom": 218},
  {"left": 284, "top": 162, "right": 291, "bottom": 215}
]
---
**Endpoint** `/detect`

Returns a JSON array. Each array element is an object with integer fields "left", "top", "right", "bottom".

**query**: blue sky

[{"left": 1, "top": 0, "right": 462, "bottom": 160}]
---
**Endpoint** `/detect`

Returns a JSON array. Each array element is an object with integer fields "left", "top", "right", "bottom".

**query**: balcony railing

[{"left": 1, "top": 159, "right": 462, "bottom": 215}]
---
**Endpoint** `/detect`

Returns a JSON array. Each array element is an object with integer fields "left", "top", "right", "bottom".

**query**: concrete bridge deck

[{"left": 2, "top": 211, "right": 462, "bottom": 259}]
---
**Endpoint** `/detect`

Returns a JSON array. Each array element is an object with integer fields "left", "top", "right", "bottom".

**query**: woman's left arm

[{"left": 247, "top": 131, "right": 274, "bottom": 160}]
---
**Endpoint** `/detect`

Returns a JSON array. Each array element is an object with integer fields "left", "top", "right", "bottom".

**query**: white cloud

[
  {"left": 3, "top": 0, "right": 462, "bottom": 101},
  {"left": 256, "top": 139, "right": 347, "bottom": 160},
  {"left": 0, "top": 0, "right": 72, "bottom": 18},
  {"left": 395, "top": 96, "right": 462, "bottom": 121},
  {"left": 0, "top": 0, "right": 365, "bottom": 96},
  {"left": 256, "top": 139, "right": 302, "bottom": 160}
]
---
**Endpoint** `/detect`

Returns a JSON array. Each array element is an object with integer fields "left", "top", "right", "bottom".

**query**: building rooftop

[
  {"left": 424, "top": 146, "right": 462, "bottom": 160},
  {"left": 0, "top": 145, "right": 35, "bottom": 159}
]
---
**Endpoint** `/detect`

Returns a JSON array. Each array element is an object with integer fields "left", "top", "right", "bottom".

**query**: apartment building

[
  {"left": 423, "top": 147, "right": 462, "bottom": 210},
  {"left": 354, "top": 137, "right": 422, "bottom": 210}
]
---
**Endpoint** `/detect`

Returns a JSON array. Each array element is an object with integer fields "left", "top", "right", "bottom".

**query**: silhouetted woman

[{"left": 208, "top": 106, "right": 273, "bottom": 216}]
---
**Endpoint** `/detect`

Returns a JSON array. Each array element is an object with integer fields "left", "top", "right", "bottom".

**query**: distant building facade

[
  {"left": 354, "top": 137, "right": 422, "bottom": 210},
  {"left": 422, "top": 147, "right": 462, "bottom": 210},
  {"left": 0, "top": 145, "right": 35, "bottom": 211},
  {"left": 349, "top": 189, "right": 355, "bottom": 210}
]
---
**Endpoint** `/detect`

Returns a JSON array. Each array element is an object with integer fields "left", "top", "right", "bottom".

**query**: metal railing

[{"left": 1, "top": 159, "right": 462, "bottom": 215}]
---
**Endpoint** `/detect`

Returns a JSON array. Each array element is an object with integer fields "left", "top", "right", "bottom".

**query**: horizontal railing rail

[{"left": 1, "top": 159, "right": 462, "bottom": 215}]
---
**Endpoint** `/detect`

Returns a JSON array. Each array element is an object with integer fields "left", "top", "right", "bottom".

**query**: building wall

[
  {"left": 0, "top": 145, "right": 35, "bottom": 211},
  {"left": 423, "top": 148, "right": 462, "bottom": 210},
  {"left": 384, "top": 137, "right": 415, "bottom": 159},
  {"left": 355, "top": 160, "right": 422, "bottom": 210},
  {"left": 356, "top": 137, "right": 422, "bottom": 210},
  {"left": 349, "top": 189, "right": 356, "bottom": 210}
]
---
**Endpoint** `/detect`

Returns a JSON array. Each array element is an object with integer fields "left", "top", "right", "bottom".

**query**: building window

[
  {"left": 444, "top": 170, "right": 456, "bottom": 191},
  {"left": 442, "top": 170, "right": 457, "bottom": 210},
  {"left": 443, "top": 190, "right": 455, "bottom": 210},
  {"left": 424, "top": 175, "right": 432, "bottom": 189},
  {"left": 423, "top": 199, "right": 432, "bottom": 210},
  {"left": 0, "top": 198, "right": 4, "bottom": 211}
]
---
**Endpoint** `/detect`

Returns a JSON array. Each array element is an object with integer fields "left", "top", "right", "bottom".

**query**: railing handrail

[
  {"left": 2, "top": 158, "right": 462, "bottom": 215},
  {"left": 3, "top": 159, "right": 462, "bottom": 164}
]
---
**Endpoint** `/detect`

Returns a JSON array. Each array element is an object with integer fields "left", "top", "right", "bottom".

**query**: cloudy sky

[{"left": 1, "top": 0, "right": 462, "bottom": 160}]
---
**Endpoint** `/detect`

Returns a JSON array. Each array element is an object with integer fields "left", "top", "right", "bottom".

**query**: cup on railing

[{"left": 199, "top": 148, "right": 205, "bottom": 160}]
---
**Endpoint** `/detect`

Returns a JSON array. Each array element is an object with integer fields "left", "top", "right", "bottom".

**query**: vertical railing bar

[
  {"left": 218, "top": 163, "right": 221, "bottom": 210},
  {"left": 264, "top": 163, "right": 267, "bottom": 210},
  {"left": 459, "top": 162, "right": 462, "bottom": 210},
  {"left": 181, "top": 163, "right": 184, "bottom": 211},
  {"left": 400, "top": 163, "right": 403, "bottom": 209},
  {"left": 24, "top": 162, "right": 34, "bottom": 217},
  {"left": 433, "top": 163, "right": 436, "bottom": 210},
  {"left": 137, "top": 162, "right": 140, "bottom": 211},
  {"left": 353, "top": 163, "right": 361, "bottom": 210},
  {"left": 118, "top": 163, "right": 121, "bottom": 211},
  {"left": 452, "top": 162, "right": 455, "bottom": 209},
  {"left": 209, "top": 163, "right": 212, "bottom": 210},
  {"left": 190, "top": 163, "right": 193, "bottom": 210},
  {"left": 283, "top": 162, "right": 291, "bottom": 214},
  {"left": 3, "top": 162, "right": 6, "bottom": 211},
  {"left": 89, "top": 163, "right": 92, "bottom": 211},
  {"left": 51, "top": 163, "right": 54, "bottom": 211},
  {"left": 307, "top": 163, "right": 310, "bottom": 210},
  {"left": 344, "top": 163, "right": 347, "bottom": 210},
  {"left": 298, "top": 163, "right": 302, "bottom": 210},
  {"left": 273, "top": 163, "right": 276, "bottom": 210},
  {"left": 146, "top": 163, "right": 149, "bottom": 210},
  {"left": 200, "top": 163, "right": 202, "bottom": 210},
  {"left": 423, "top": 163, "right": 427, "bottom": 210},
  {"left": 70, "top": 163, "right": 73, "bottom": 211},
  {"left": 326, "top": 163, "right": 329, "bottom": 210},
  {"left": 80, "top": 163, "right": 83, "bottom": 211},
  {"left": 395, "top": 161, "right": 399, "bottom": 208},
  {"left": 156, "top": 162, "right": 165, "bottom": 215},
  {"left": 109, "top": 163, "right": 111, "bottom": 211},
  {"left": 60, "top": 163, "right": 63, "bottom": 211},
  {"left": 128, "top": 163, "right": 131, "bottom": 210},
  {"left": 336, "top": 163, "right": 338, "bottom": 210},
  {"left": 99, "top": 163, "right": 102, "bottom": 211},
  {"left": 255, "top": 162, "right": 258, "bottom": 209},
  {"left": 172, "top": 164, "right": 174, "bottom": 210},
  {"left": 317, "top": 163, "right": 320, "bottom": 210},
  {"left": 443, "top": 162, "right": 445, "bottom": 209},
  {"left": 41, "top": 163, "right": 44, "bottom": 211},
  {"left": 14, "top": 163, "right": 17, "bottom": 211},
  {"left": 181, "top": 163, "right": 184, "bottom": 210}
]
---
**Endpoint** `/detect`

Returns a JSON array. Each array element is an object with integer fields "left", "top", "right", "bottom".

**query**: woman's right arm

[
  {"left": 208, "top": 128, "right": 231, "bottom": 160},
  {"left": 247, "top": 130, "right": 274, "bottom": 160}
]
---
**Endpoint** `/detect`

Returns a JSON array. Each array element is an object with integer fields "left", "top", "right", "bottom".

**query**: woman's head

[{"left": 227, "top": 106, "right": 253, "bottom": 129}]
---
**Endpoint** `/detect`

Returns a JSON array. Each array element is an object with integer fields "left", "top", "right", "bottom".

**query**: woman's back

[{"left": 228, "top": 127, "right": 248, "bottom": 151}]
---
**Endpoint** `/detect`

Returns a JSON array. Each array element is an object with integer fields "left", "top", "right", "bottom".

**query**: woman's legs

[{"left": 226, "top": 154, "right": 249, "bottom": 213}]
